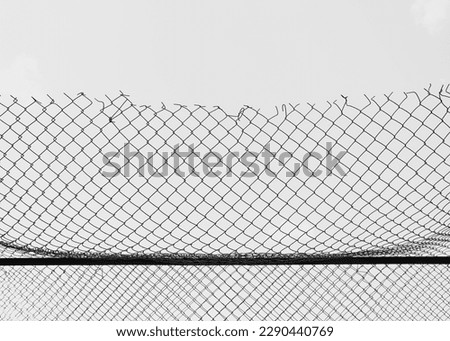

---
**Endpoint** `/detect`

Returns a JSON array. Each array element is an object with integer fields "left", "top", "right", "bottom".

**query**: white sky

[{"left": 0, "top": 0, "right": 448, "bottom": 113}]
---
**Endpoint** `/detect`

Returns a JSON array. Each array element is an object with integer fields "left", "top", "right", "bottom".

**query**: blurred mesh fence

[
  {"left": 1, "top": 264, "right": 450, "bottom": 320},
  {"left": 0, "top": 84, "right": 449, "bottom": 320}
]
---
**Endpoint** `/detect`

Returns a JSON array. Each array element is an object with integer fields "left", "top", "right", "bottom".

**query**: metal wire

[{"left": 0, "top": 85, "right": 449, "bottom": 319}]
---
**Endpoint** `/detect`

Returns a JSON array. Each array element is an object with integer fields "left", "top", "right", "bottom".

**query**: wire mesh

[
  {"left": 1, "top": 264, "right": 449, "bottom": 320},
  {"left": 0, "top": 85, "right": 449, "bottom": 320}
]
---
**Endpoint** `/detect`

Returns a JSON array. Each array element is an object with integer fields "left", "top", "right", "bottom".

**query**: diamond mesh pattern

[
  {"left": 0, "top": 85, "right": 450, "bottom": 320},
  {"left": 1, "top": 264, "right": 449, "bottom": 320}
]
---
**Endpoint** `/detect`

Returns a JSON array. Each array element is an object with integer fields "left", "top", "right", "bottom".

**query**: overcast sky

[{"left": 0, "top": 0, "right": 448, "bottom": 113}]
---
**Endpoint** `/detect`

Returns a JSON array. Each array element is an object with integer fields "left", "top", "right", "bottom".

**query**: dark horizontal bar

[{"left": 1, "top": 256, "right": 450, "bottom": 266}]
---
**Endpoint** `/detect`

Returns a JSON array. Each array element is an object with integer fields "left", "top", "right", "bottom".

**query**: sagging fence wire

[{"left": 0, "top": 85, "right": 449, "bottom": 261}]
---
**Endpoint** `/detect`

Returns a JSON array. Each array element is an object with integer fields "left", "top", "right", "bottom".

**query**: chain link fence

[
  {"left": 1, "top": 264, "right": 449, "bottom": 320},
  {"left": 0, "top": 85, "right": 449, "bottom": 319}
]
